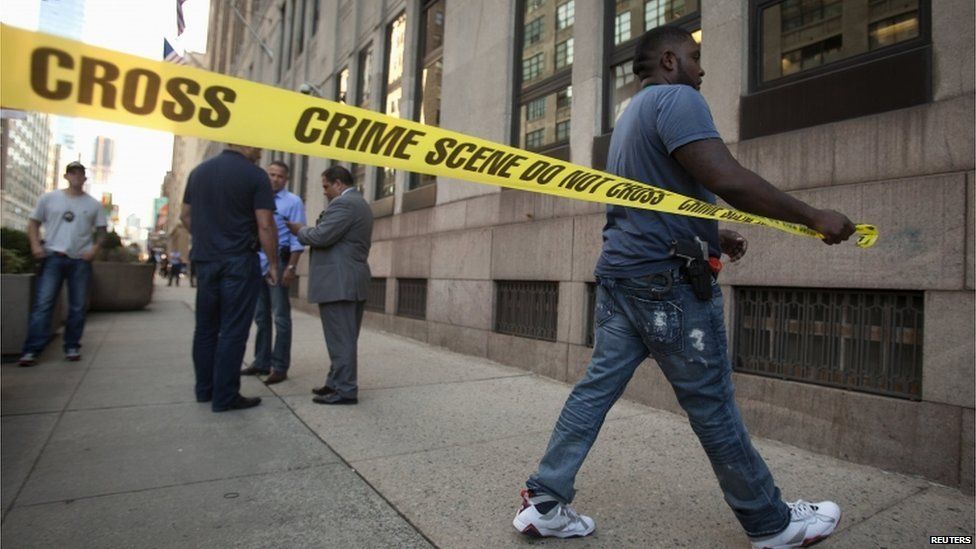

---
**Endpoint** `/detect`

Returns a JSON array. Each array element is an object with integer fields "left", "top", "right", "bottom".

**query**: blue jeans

[
  {"left": 192, "top": 254, "right": 261, "bottom": 410},
  {"left": 527, "top": 274, "right": 791, "bottom": 538},
  {"left": 252, "top": 257, "right": 292, "bottom": 373},
  {"left": 22, "top": 255, "right": 91, "bottom": 354}
]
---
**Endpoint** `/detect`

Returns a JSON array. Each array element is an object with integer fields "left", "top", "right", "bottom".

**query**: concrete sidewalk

[{"left": 2, "top": 282, "right": 972, "bottom": 548}]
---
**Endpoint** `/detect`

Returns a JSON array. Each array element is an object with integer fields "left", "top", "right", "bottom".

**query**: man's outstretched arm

[{"left": 673, "top": 139, "right": 855, "bottom": 245}]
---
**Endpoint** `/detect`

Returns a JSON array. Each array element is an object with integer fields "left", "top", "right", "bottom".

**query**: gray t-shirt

[
  {"left": 30, "top": 190, "right": 107, "bottom": 258},
  {"left": 595, "top": 84, "right": 722, "bottom": 278}
]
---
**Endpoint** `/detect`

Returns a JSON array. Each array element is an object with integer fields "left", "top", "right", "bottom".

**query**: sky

[{"left": 2, "top": 0, "right": 211, "bottom": 234}]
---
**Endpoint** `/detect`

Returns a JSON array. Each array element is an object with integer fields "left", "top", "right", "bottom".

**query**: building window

[
  {"left": 311, "top": 0, "right": 321, "bottom": 36},
  {"left": 605, "top": 0, "right": 700, "bottom": 130},
  {"left": 366, "top": 277, "right": 387, "bottom": 312},
  {"left": 556, "top": 86, "right": 572, "bottom": 109},
  {"left": 377, "top": 13, "right": 406, "bottom": 200},
  {"left": 760, "top": 0, "right": 920, "bottom": 83},
  {"left": 366, "top": 277, "right": 386, "bottom": 313},
  {"left": 733, "top": 287, "right": 923, "bottom": 400},
  {"left": 527, "top": 0, "right": 544, "bottom": 11},
  {"left": 293, "top": 0, "right": 306, "bottom": 55},
  {"left": 555, "top": 38, "right": 574, "bottom": 69},
  {"left": 614, "top": 10, "right": 631, "bottom": 45},
  {"left": 525, "top": 17, "right": 544, "bottom": 45},
  {"left": 396, "top": 279, "right": 428, "bottom": 319},
  {"left": 413, "top": 0, "right": 446, "bottom": 190},
  {"left": 336, "top": 66, "right": 349, "bottom": 104},
  {"left": 555, "top": 119, "right": 571, "bottom": 142},
  {"left": 525, "top": 129, "right": 544, "bottom": 149},
  {"left": 556, "top": 1, "right": 575, "bottom": 30},
  {"left": 522, "top": 52, "right": 545, "bottom": 82},
  {"left": 744, "top": 0, "right": 930, "bottom": 138},
  {"left": 495, "top": 281, "right": 559, "bottom": 342},
  {"left": 526, "top": 97, "right": 546, "bottom": 121},
  {"left": 356, "top": 44, "right": 373, "bottom": 109}
]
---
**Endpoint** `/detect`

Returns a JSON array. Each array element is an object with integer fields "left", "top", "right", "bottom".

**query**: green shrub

[{"left": 0, "top": 228, "right": 34, "bottom": 274}]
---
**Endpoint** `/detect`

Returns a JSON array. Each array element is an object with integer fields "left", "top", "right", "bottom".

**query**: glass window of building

[
  {"left": 336, "top": 67, "right": 349, "bottom": 104},
  {"left": 526, "top": 97, "right": 546, "bottom": 121},
  {"left": 555, "top": 119, "right": 571, "bottom": 142},
  {"left": 615, "top": 10, "right": 631, "bottom": 45},
  {"left": 377, "top": 12, "right": 407, "bottom": 200},
  {"left": 526, "top": 17, "right": 544, "bottom": 45},
  {"left": 414, "top": 0, "right": 446, "bottom": 190},
  {"left": 357, "top": 44, "right": 373, "bottom": 109},
  {"left": 605, "top": 0, "right": 700, "bottom": 129},
  {"left": 555, "top": 38, "right": 574, "bottom": 69},
  {"left": 759, "top": 0, "right": 921, "bottom": 84},
  {"left": 556, "top": 1, "right": 575, "bottom": 30},
  {"left": 515, "top": 0, "right": 575, "bottom": 155}
]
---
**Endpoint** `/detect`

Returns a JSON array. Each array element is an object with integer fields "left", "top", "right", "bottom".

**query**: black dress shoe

[
  {"left": 196, "top": 395, "right": 212, "bottom": 403},
  {"left": 264, "top": 371, "right": 287, "bottom": 384},
  {"left": 213, "top": 395, "right": 262, "bottom": 412},
  {"left": 241, "top": 366, "right": 270, "bottom": 376},
  {"left": 312, "top": 385, "right": 336, "bottom": 396},
  {"left": 312, "top": 393, "right": 357, "bottom": 405}
]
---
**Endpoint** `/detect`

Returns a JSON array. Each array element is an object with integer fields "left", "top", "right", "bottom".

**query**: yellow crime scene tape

[{"left": 0, "top": 24, "right": 877, "bottom": 249}]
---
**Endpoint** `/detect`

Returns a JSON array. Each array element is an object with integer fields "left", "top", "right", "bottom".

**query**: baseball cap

[{"left": 65, "top": 161, "right": 86, "bottom": 172}]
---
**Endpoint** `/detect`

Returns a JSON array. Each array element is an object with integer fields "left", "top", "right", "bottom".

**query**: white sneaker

[
  {"left": 512, "top": 488, "right": 595, "bottom": 538},
  {"left": 18, "top": 352, "right": 37, "bottom": 367},
  {"left": 750, "top": 500, "right": 842, "bottom": 549},
  {"left": 65, "top": 348, "right": 81, "bottom": 361}
]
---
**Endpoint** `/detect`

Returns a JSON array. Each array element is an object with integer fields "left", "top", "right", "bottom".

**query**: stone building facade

[{"left": 182, "top": 0, "right": 974, "bottom": 492}]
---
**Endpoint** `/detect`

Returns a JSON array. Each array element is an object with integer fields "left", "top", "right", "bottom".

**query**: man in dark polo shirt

[{"left": 181, "top": 144, "right": 279, "bottom": 412}]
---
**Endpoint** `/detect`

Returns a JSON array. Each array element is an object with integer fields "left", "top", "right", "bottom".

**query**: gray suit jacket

[{"left": 298, "top": 189, "right": 373, "bottom": 303}]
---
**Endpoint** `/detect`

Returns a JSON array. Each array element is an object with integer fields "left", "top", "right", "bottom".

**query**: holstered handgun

[{"left": 671, "top": 237, "right": 713, "bottom": 301}]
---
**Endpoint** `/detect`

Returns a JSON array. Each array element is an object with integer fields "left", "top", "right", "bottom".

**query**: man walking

[
  {"left": 241, "top": 161, "right": 306, "bottom": 384},
  {"left": 513, "top": 27, "right": 855, "bottom": 549},
  {"left": 286, "top": 166, "right": 372, "bottom": 405},
  {"left": 181, "top": 144, "right": 279, "bottom": 412},
  {"left": 18, "top": 161, "right": 106, "bottom": 366}
]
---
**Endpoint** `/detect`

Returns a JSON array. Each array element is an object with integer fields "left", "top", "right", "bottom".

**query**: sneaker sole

[
  {"left": 756, "top": 512, "right": 842, "bottom": 549},
  {"left": 512, "top": 516, "right": 595, "bottom": 538}
]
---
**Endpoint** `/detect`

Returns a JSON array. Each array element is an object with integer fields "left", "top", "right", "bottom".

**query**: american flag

[
  {"left": 163, "top": 39, "right": 186, "bottom": 65},
  {"left": 176, "top": 0, "right": 187, "bottom": 36}
]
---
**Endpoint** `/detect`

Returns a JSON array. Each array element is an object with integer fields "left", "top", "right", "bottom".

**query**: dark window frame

[
  {"left": 494, "top": 280, "right": 560, "bottom": 342},
  {"left": 408, "top": 0, "right": 446, "bottom": 195},
  {"left": 396, "top": 278, "right": 428, "bottom": 320},
  {"left": 512, "top": 0, "right": 574, "bottom": 160},
  {"left": 748, "top": 0, "right": 931, "bottom": 93},
  {"left": 376, "top": 12, "right": 407, "bottom": 201},
  {"left": 741, "top": 0, "right": 932, "bottom": 138},
  {"left": 600, "top": 1, "right": 701, "bottom": 135},
  {"left": 732, "top": 286, "right": 924, "bottom": 400}
]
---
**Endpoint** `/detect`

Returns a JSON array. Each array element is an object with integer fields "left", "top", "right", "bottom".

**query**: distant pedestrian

[
  {"left": 167, "top": 250, "right": 183, "bottom": 286},
  {"left": 286, "top": 165, "right": 372, "bottom": 405},
  {"left": 513, "top": 26, "right": 854, "bottom": 549},
  {"left": 241, "top": 161, "right": 306, "bottom": 384},
  {"left": 18, "top": 161, "right": 107, "bottom": 366},
  {"left": 181, "top": 144, "right": 279, "bottom": 412}
]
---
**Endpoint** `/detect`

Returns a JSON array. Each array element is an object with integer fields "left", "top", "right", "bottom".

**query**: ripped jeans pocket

[{"left": 627, "top": 295, "right": 684, "bottom": 355}]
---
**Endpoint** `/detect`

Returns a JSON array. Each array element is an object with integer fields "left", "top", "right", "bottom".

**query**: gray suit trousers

[{"left": 319, "top": 300, "right": 365, "bottom": 398}]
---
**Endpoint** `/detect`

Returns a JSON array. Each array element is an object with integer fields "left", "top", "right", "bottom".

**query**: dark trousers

[
  {"left": 192, "top": 254, "right": 261, "bottom": 410},
  {"left": 22, "top": 255, "right": 91, "bottom": 354},
  {"left": 318, "top": 300, "right": 365, "bottom": 399}
]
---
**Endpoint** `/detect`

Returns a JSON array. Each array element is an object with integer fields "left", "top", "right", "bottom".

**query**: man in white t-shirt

[{"left": 18, "top": 161, "right": 107, "bottom": 366}]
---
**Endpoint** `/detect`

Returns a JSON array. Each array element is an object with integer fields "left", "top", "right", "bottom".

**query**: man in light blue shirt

[{"left": 242, "top": 160, "right": 306, "bottom": 384}]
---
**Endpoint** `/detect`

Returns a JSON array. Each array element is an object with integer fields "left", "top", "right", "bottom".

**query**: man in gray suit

[{"left": 287, "top": 165, "right": 373, "bottom": 405}]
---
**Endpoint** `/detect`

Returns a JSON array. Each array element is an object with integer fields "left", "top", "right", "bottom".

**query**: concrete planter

[
  {"left": 89, "top": 262, "right": 155, "bottom": 311},
  {"left": 1, "top": 273, "right": 65, "bottom": 355}
]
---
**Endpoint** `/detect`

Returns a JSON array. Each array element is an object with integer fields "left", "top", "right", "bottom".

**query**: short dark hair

[
  {"left": 632, "top": 25, "right": 695, "bottom": 80},
  {"left": 269, "top": 160, "right": 290, "bottom": 173},
  {"left": 322, "top": 165, "right": 354, "bottom": 186}
]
